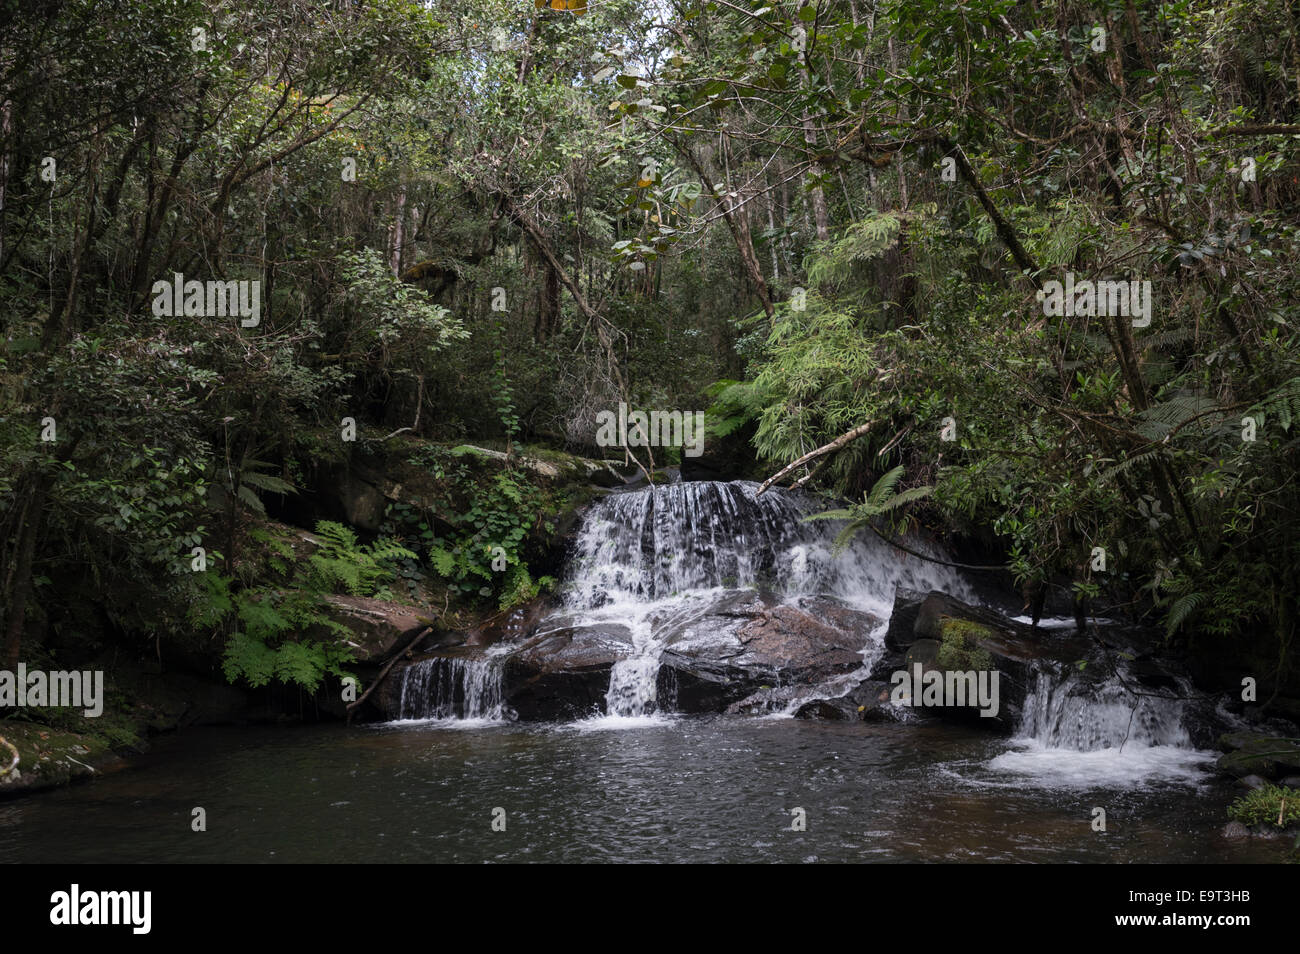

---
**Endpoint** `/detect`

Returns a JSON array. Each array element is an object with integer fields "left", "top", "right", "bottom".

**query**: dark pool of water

[{"left": 0, "top": 716, "right": 1284, "bottom": 863}]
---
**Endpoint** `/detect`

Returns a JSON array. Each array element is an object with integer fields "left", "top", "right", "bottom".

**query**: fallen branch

[
  {"left": 345, "top": 624, "right": 434, "bottom": 724},
  {"left": 0, "top": 735, "right": 17, "bottom": 776},
  {"left": 867, "top": 525, "right": 1008, "bottom": 572},
  {"left": 1206, "top": 123, "right": 1300, "bottom": 138},
  {"left": 756, "top": 421, "right": 873, "bottom": 496}
]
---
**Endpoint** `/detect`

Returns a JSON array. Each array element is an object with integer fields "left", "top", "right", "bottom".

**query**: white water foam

[
  {"left": 560, "top": 480, "right": 974, "bottom": 720},
  {"left": 985, "top": 670, "right": 1213, "bottom": 787}
]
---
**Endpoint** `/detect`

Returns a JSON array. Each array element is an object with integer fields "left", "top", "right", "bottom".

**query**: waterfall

[
  {"left": 395, "top": 656, "right": 506, "bottom": 722},
  {"left": 561, "top": 480, "right": 975, "bottom": 718},
  {"left": 987, "top": 664, "right": 1208, "bottom": 785},
  {"left": 1018, "top": 669, "right": 1191, "bottom": 750}
]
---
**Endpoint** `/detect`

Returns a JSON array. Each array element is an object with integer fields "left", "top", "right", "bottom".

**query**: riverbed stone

[
  {"left": 1221, "top": 821, "right": 1251, "bottom": 839},
  {"left": 1214, "top": 732, "right": 1300, "bottom": 780}
]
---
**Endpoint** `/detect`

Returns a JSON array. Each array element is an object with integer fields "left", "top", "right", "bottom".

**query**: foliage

[
  {"left": 805, "top": 466, "right": 934, "bottom": 552},
  {"left": 1228, "top": 783, "right": 1300, "bottom": 829},
  {"left": 191, "top": 520, "right": 412, "bottom": 693}
]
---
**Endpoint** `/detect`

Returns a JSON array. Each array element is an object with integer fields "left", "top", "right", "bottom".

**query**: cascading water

[
  {"left": 1018, "top": 669, "right": 1191, "bottom": 750},
  {"left": 987, "top": 664, "right": 1210, "bottom": 785},
  {"left": 395, "top": 656, "right": 506, "bottom": 722},
  {"left": 559, "top": 480, "right": 975, "bottom": 719}
]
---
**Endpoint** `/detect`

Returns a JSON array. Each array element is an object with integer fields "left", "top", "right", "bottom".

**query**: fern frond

[
  {"left": 1165, "top": 592, "right": 1204, "bottom": 636},
  {"left": 236, "top": 484, "right": 267, "bottom": 515}
]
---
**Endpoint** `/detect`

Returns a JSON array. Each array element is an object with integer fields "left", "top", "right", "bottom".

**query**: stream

[{"left": 0, "top": 480, "right": 1282, "bottom": 863}]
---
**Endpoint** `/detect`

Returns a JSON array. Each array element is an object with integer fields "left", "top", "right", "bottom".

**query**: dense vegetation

[{"left": 2, "top": 0, "right": 1298, "bottom": 709}]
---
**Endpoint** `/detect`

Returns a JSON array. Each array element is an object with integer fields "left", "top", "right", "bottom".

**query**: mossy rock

[
  {"left": 0, "top": 721, "right": 124, "bottom": 798},
  {"left": 936, "top": 617, "right": 996, "bottom": 672},
  {"left": 1215, "top": 734, "right": 1300, "bottom": 780}
]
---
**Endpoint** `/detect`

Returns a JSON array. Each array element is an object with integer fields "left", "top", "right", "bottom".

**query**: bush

[{"left": 1228, "top": 784, "right": 1300, "bottom": 829}]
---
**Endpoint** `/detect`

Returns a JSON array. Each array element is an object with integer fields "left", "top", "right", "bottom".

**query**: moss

[
  {"left": 0, "top": 719, "right": 120, "bottom": 795},
  {"left": 936, "top": 616, "right": 995, "bottom": 671},
  {"left": 1228, "top": 783, "right": 1300, "bottom": 829}
]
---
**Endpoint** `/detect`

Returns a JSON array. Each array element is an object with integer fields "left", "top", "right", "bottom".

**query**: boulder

[
  {"left": 657, "top": 592, "right": 878, "bottom": 712},
  {"left": 882, "top": 589, "right": 928, "bottom": 653},
  {"left": 1215, "top": 732, "right": 1300, "bottom": 780},
  {"left": 464, "top": 597, "right": 552, "bottom": 648},
  {"left": 502, "top": 622, "right": 632, "bottom": 721},
  {"left": 872, "top": 589, "right": 1108, "bottom": 730},
  {"left": 792, "top": 680, "right": 899, "bottom": 722},
  {"left": 320, "top": 595, "right": 434, "bottom": 664},
  {"left": 329, "top": 469, "right": 387, "bottom": 532}
]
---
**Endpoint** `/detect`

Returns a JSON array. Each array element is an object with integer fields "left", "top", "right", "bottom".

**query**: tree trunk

[
  {"left": 801, "top": 74, "right": 830, "bottom": 242},
  {"left": 674, "top": 142, "right": 775, "bottom": 318},
  {"left": 389, "top": 183, "right": 407, "bottom": 278},
  {"left": 3, "top": 477, "right": 50, "bottom": 671}
]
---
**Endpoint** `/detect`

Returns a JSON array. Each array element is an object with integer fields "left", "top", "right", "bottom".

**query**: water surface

[{"left": 0, "top": 717, "right": 1279, "bottom": 864}]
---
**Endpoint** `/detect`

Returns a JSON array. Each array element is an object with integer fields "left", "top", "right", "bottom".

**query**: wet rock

[
  {"left": 1222, "top": 821, "right": 1251, "bottom": 840},
  {"left": 792, "top": 681, "right": 899, "bottom": 722},
  {"left": 503, "top": 623, "right": 631, "bottom": 721},
  {"left": 464, "top": 597, "right": 552, "bottom": 648},
  {"left": 873, "top": 590, "right": 1135, "bottom": 731},
  {"left": 1281, "top": 776, "right": 1300, "bottom": 789},
  {"left": 905, "top": 638, "right": 942, "bottom": 673},
  {"left": 883, "top": 589, "right": 928, "bottom": 652},
  {"left": 794, "top": 698, "right": 858, "bottom": 720},
  {"left": 1214, "top": 732, "right": 1300, "bottom": 780},
  {"left": 658, "top": 594, "right": 878, "bottom": 712},
  {"left": 723, "top": 685, "right": 807, "bottom": 715},
  {"left": 1238, "top": 774, "right": 1269, "bottom": 790}
]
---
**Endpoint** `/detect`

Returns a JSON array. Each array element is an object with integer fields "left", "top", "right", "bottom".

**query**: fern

[
  {"left": 305, "top": 520, "right": 415, "bottom": 596},
  {"left": 1134, "top": 392, "right": 1224, "bottom": 441},
  {"left": 1165, "top": 592, "right": 1205, "bottom": 636},
  {"left": 232, "top": 458, "right": 297, "bottom": 517},
  {"left": 704, "top": 378, "right": 768, "bottom": 438},
  {"left": 1249, "top": 376, "right": 1300, "bottom": 434},
  {"left": 805, "top": 212, "right": 902, "bottom": 290},
  {"left": 805, "top": 466, "right": 934, "bottom": 552}
]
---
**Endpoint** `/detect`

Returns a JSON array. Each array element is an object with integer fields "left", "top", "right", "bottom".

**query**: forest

[{"left": 1, "top": 0, "right": 1299, "bottom": 865}]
